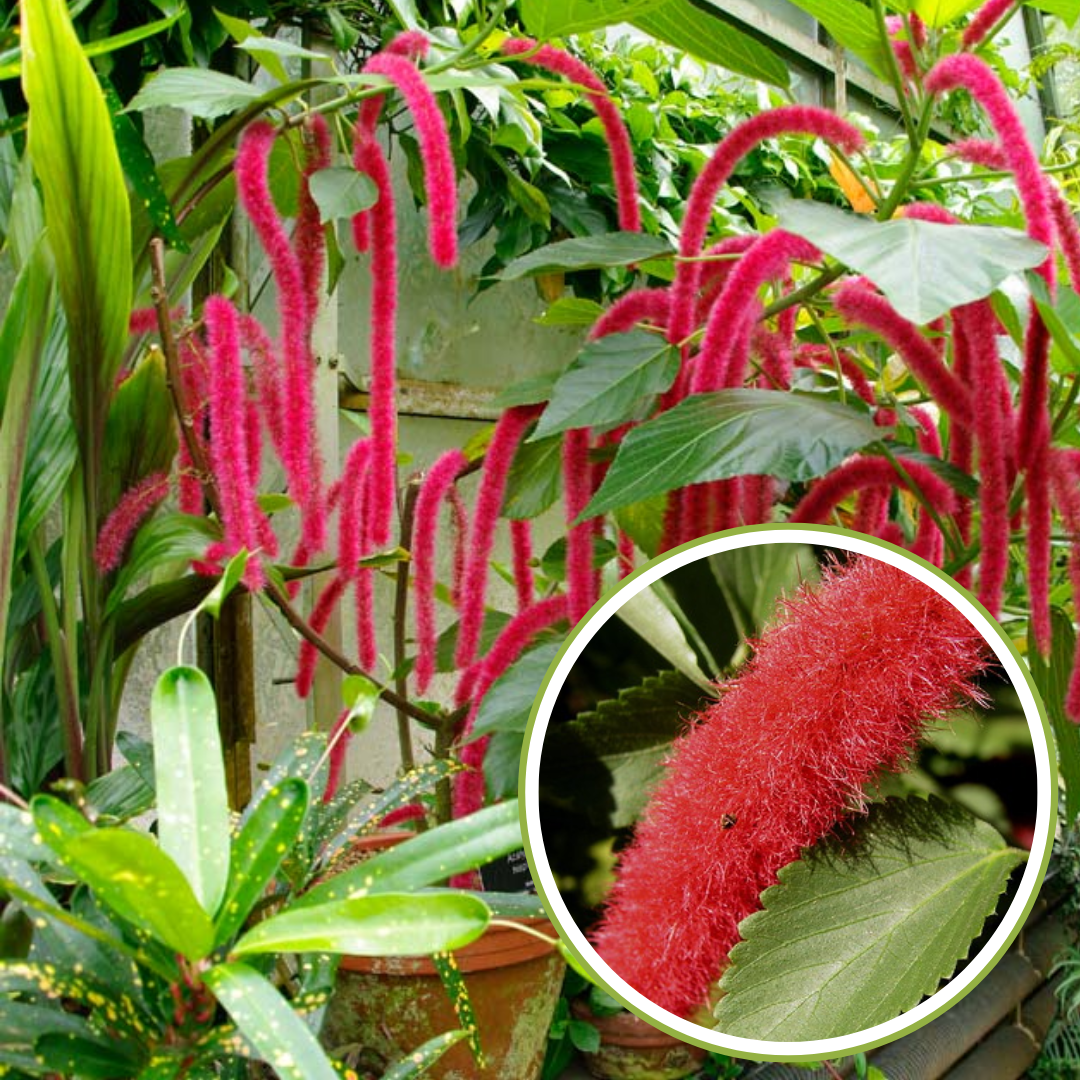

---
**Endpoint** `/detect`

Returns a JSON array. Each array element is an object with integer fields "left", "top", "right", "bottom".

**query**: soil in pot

[{"left": 571, "top": 1001, "right": 708, "bottom": 1080}]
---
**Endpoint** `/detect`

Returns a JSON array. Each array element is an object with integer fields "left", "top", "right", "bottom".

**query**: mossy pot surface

[{"left": 571, "top": 1002, "right": 708, "bottom": 1080}]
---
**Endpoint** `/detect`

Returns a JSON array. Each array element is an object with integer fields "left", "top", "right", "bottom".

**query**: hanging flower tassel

[
  {"left": 95, "top": 472, "right": 170, "bottom": 573},
  {"left": 593, "top": 556, "right": 987, "bottom": 1018}
]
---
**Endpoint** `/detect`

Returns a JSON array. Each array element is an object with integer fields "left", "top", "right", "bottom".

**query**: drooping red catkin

[
  {"left": 926, "top": 54, "right": 1054, "bottom": 469},
  {"left": 791, "top": 456, "right": 955, "bottom": 529},
  {"left": 962, "top": 0, "right": 1018, "bottom": 49},
  {"left": 834, "top": 280, "right": 974, "bottom": 428},
  {"left": 204, "top": 296, "right": 265, "bottom": 591},
  {"left": 454, "top": 406, "right": 541, "bottom": 670},
  {"left": 412, "top": 448, "right": 468, "bottom": 695},
  {"left": 323, "top": 707, "right": 353, "bottom": 803},
  {"left": 954, "top": 302, "right": 1012, "bottom": 616},
  {"left": 1049, "top": 452, "right": 1080, "bottom": 721},
  {"left": 337, "top": 439, "right": 373, "bottom": 582},
  {"left": 503, "top": 38, "right": 640, "bottom": 234},
  {"left": 296, "top": 575, "right": 347, "bottom": 699},
  {"left": 670, "top": 107, "right": 864, "bottom": 343},
  {"left": 884, "top": 16, "right": 918, "bottom": 81},
  {"left": 594, "top": 556, "right": 988, "bottom": 1017},
  {"left": 565, "top": 428, "right": 598, "bottom": 626},
  {"left": 295, "top": 115, "right": 332, "bottom": 330},
  {"left": 589, "top": 289, "right": 671, "bottom": 341},
  {"left": 1051, "top": 187, "right": 1080, "bottom": 293},
  {"left": 794, "top": 343, "right": 876, "bottom": 406},
  {"left": 355, "top": 565, "right": 378, "bottom": 674},
  {"left": 362, "top": 51, "right": 458, "bottom": 268},
  {"left": 617, "top": 530, "right": 636, "bottom": 578},
  {"left": 452, "top": 595, "right": 569, "bottom": 825},
  {"left": 695, "top": 231, "right": 819, "bottom": 393},
  {"left": 510, "top": 519, "right": 534, "bottom": 612},
  {"left": 95, "top": 472, "right": 170, "bottom": 573},
  {"left": 235, "top": 121, "right": 325, "bottom": 556},
  {"left": 353, "top": 133, "right": 399, "bottom": 549}
]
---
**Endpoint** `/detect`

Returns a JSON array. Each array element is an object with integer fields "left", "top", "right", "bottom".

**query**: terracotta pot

[
  {"left": 320, "top": 834, "right": 565, "bottom": 1079},
  {"left": 571, "top": 1002, "right": 708, "bottom": 1080}
]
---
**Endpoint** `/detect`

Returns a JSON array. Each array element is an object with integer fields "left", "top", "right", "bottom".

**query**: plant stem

[
  {"left": 394, "top": 479, "right": 422, "bottom": 772},
  {"left": 0, "top": 782, "right": 28, "bottom": 809},
  {"left": 872, "top": 0, "right": 915, "bottom": 141}
]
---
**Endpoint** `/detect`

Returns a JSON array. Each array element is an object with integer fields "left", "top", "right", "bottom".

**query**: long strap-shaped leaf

[
  {"left": 21, "top": 0, "right": 132, "bottom": 524},
  {"left": 203, "top": 962, "right": 340, "bottom": 1080}
]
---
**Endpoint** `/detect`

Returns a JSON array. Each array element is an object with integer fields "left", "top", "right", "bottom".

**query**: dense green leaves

[
  {"left": 585, "top": 390, "right": 882, "bottom": 516},
  {"left": 520, "top": 0, "right": 664, "bottom": 37},
  {"left": 714, "top": 796, "right": 1026, "bottom": 1039},
  {"left": 151, "top": 667, "right": 230, "bottom": 917},
  {"left": 204, "top": 963, "right": 340, "bottom": 1080},
  {"left": 234, "top": 892, "right": 490, "bottom": 957},
  {"left": 532, "top": 330, "right": 679, "bottom": 440},
  {"left": 541, "top": 670, "right": 704, "bottom": 830},
  {"left": 777, "top": 199, "right": 1049, "bottom": 325}
]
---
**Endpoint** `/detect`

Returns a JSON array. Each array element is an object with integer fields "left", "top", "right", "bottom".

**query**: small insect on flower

[{"left": 720, "top": 814, "right": 737, "bottom": 829}]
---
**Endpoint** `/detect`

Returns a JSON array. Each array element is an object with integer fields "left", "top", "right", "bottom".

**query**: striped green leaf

[
  {"left": 382, "top": 1031, "right": 470, "bottom": 1080},
  {"left": 151, "top": 667, "right": 231, "bottom": 918}
]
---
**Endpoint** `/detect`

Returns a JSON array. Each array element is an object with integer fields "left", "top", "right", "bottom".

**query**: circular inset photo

[{"left": 520, "top": 525, "right": 1055, "bottom": 1062}]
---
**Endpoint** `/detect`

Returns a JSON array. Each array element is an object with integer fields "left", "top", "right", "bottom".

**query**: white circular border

[{"left": 521, "top": 527, "right": 1054, "bottom": 1059}]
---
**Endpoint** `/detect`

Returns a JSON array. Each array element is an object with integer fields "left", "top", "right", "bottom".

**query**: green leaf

[
  {"left": 713, "top": 796, "right": 1026, "bottom": 1039},
  {"left": 104, "top": 511, "right": 218, "bottom": 616},
  {"left": 521, "top": 0, "right": 665, "bottom": 36},
  {"left": 913, "top": 0, "right": 984, "bottom": 26},
  {"left": 499, "top": 233, "right": 673, "bottom": 280},
  {"left": 1028, "top": 0, "right": 1080, "bottom": 26},
  {"left": 540, "top": 670, "right": 703, "bottom": 830},
  {"left": 215, "top": 9, "right": 291, "bottom": 83},
  {"left": 307, "top": 166, "right": 379, "bottom": 223},
  {"left": 126, "top": 68, "right": 267, "bottom": 120},
  {"left": 234, "top": 892, "right": 490, "bottom": 957},
  {"left": 585, "top": 390, "right": 883, "bottom": 517},
  {"left": 783, "top": 0, "right": 892, "bottom": 76},
  {"left": 297, "top": 802, "right": 523, "bottom": 908},
  {"left": 0, "top": 805, "right": 50, "bottom": 864},
  {"left": 532, "top": 330, "right": 679, "bottom": 440},
  {"left": 196, "top": 549, "right": 250, "bottom": 619},
  {"left": 382, "top": 1031, "right": 471, "bottom": 1080},
  {"left": 32, "top": 796, "right": 215, "bottom": 960},
  {"left": 151, "top": 666, "right": 230, "bottom": 918},
  {"left": 22, "top": 0, "right": 132, "bottom": 478},
  {"left": 35, "top": 1034, "right": 145, "bottom": 1079},
  {"left": 471, "top": 641, "right": 563, "bottom": 740},
  {"left": 214, "top": 778, "right": 309, "bottom": 947},
  {"left": 616, "top": 583, "right": 712, "bottom": 688},
  {"left": 1028, "top": 609, "right": 1080, "bottom": 824},
  {"left": 776, "top": 199, "right": 1049, "bottom": 325},
  {"left": 85, "top": 764, "right": 155, "bottom": 823},
  {"left": 710, "top": 543, "right": 818, "bottom": 644},
  {"left": 243, "top": 732, "right": 330, "bottom": 826},
  {"left": 1028, "top": 274, "right": 1080, "bottom": 374},
  {"left": 503, "top": 433, "right": 564, "bottom": 520},
  {"left": 633, "top": 0, "right": 790, "bottom": 88},
  {"left": 432, "top": 952, "right": 484, "bottom": 1065},
  {"left": 535, "top": 298, "right": 605, "bottom": 328},
  {"left": 203, "top": 962, "right": 340, "bottom": 1080}
]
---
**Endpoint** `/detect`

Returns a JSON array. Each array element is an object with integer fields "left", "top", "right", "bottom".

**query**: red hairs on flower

[
  {"left": 565, "top": 428, "right": 598, "bottom": 626},
  {"left": 454, "top": 405, "right": 541, "bottom": 670},
  {"left": 962, "top": 0, "right": 1018, "bottom": 49},
  {"left": 510, "top": 519, "right": 534, "bottom": 613},
  {"left": 589, "top": 289, "right": 671, "bottom": 341},
  {"left": 670, "top": 107, "right": 864, "bottom": 342},
  {"left": 594, "top": 556, "right": 987, "bottom": 1017},
  {"left": 504, "top": 38, "right": 640, "bottom": 234},
  {"left": 95, "top": 472, "right": 170, "bottom": 573},
  {"left": 412, "top": 448, "right": 468, "bottom": 695}
]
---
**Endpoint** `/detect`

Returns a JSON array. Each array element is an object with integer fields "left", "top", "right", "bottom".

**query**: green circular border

[{"left": 518, "top": 522, "right": 1057, "bottom": 1062}]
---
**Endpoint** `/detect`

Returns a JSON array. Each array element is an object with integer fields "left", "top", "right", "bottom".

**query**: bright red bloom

[
  {"left": 962, "top": 0, "right": 1018, "bottom": 48},
  {"left": 504, "top": 39, "right": 640, "bottom": 234},
  {"left": 95, "top": 472, "right": 170, "bottom": 573},
  {"left": 669, "top": 107, "right": 864, "bottom": 343},
  {"left": 593, "top": 556, "right": 988, "bottom": 1018}
]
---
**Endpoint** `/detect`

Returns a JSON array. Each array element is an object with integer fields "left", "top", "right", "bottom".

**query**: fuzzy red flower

[{"left": 593, "top": 556, "right": 988, "bottom": 1018}]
